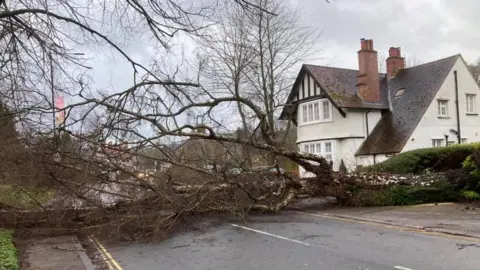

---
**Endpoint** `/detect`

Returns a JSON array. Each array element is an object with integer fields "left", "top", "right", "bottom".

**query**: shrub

[
  {"left": 461, "top": 150, "right": 480, "bottom": 192},
  {"left": 0, "top": 185, "right": 54, "bottom": 209},
  {"left": 361, "top": 143, "right": 480, "bottom": 174},
  {"left": 460, "top": 190, "right": 480, "bottom": 201},
  {"left": 338, "top": 159, "right": 348, "bottom": 174},
  {"left": 338, "top": 181, "right": 459, "bottom": 207},
  {"left": 0, "top": 229, "right": 18, "bottom": 270},
  {"left": 406, "top": 181, "right": 457, "bottom": 204}
]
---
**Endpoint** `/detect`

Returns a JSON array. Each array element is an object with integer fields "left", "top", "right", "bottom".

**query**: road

[{"left": 101, "top": 211, "right": 480, "bottom": 270}]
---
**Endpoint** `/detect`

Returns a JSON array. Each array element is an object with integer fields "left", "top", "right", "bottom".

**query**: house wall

[
  {"left": 297, "top": 107, "right": 382, "bottom": 142},
  {"left": 298, "top": 72, "right": 322, "bottom": 100},
  {"left": 338, "top": 138, "right": 367, "bottom": 170},
  {"left": 295, "top": 71, "right": 384, "bottom": 176},
  {"left": 403, "top": 57, "right": 480, "bottom": 151},
  {"left": 355, "top": 154, "right": 388, "bottom": 168}
]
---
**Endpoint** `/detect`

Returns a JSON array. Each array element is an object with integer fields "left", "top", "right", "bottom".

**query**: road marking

[
  {"left": 231, "top": 223, "right": 311, "bottom": 246},
  {"left": 394, "top": 266, "right": 415, "bottom": 270},
  {"left": 297, "top": 211, "right": 480, "bottom": 243},
  {"left": 87, "top": 236, "right": 114, "bottom": 269},
  {"left": 89, "top": 236, "right": 124, "bottom": 270}
]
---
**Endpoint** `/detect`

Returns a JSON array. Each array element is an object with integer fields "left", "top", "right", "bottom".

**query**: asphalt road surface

[{"left": 103, "top": 212, "right": 480, "bottom": 270}]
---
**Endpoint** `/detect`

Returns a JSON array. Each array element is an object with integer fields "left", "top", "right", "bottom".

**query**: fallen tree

[{"left": 0, "top": 0, "right": 338, "bottom": 240}]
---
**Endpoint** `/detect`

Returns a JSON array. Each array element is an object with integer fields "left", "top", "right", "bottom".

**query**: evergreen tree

[{"left": 339, "top": 159, "right": 348, "bottom": 174}]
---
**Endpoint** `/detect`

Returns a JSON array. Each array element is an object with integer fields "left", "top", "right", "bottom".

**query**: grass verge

[
  {"left": 0, "top": 185, "right": 54, "bottom": 209},
  {"left": 0, "top": 229, "right": 18, "bottom": 270}
]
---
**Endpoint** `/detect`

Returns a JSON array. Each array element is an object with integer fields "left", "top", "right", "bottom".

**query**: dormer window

[{"left": 394, "top": 88, "right": 405, "bottom": 98}]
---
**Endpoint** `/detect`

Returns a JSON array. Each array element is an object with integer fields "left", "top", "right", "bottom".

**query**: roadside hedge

[
  {"left": 361, "top": 143, "right": 480, "bottom": 174},
  {"left": 0, "top": 229, "right": 18, "bottom": 270},
  {"left": 339, "top": 180, "right": 459, "bottom": 207}
]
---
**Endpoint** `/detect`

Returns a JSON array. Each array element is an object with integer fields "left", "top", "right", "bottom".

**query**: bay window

[
  {"left": 299, "top": 99, "right": 333, "bottom": 125},
  {"left": 302, "top": 141, "right": 334, "bottom": 162}
]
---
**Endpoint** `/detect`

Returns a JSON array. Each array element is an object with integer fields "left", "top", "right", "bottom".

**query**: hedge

[
  {"left": 338, "top": 180, "right": 460, "bottom": 207},
  {"left": 361, "top": 143, "right": 480, "bottom": 174},
  {"left": 0, "top": 229, "right": 18, "bottom": 270}
]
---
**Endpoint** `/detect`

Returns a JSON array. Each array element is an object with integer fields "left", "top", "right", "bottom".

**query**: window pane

[
  {"left": 467, "top": 95, "right": 476, "bottom": 113},
  {"left": 432, "top": 139, "right": 444, "bottom": 147},
  {"left": 304, "top": 144, "right": 308, "bottom": 153},
  {"left": 323, "top": 100, "right": 330, "bottom": 120},
  {"left": 325, "top": 142, "right": 332, "bottom": 153},
  {"left": 315, "top": 143, "right": 321, "bottom": 154},
  {"left": 314, "top": 102, "right": 320, "bottom": 120},
  {"left": 302, "top": 105, "right": 307, "bottom": 123},
  {"left": 438, "top": 100, "right": 448, "bottom": 116},
  {"left": 308, "top": 104, "right": 313, "bottom": 121}
]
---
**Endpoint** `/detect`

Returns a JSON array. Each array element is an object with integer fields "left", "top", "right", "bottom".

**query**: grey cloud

[
  {"left": 79, "top": 0, "right": 480, "bottom": 101},
  {"left": 296, "top": 0, "right": 480, "bottom": 68}
]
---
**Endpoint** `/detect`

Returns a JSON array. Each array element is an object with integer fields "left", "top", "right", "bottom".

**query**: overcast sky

[
  {"left": 299, "top": 0, "right": 480, "bottom": 69},
  {"left": 84, "top": 0, "right": 480, "bottom": 94},
  {"left": 69, "top": 0, "right": 480, "bottom": 138}
]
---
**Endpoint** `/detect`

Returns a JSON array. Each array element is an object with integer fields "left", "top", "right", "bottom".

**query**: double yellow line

[{"left": 89, "top": 236, "right": 124, "bottom": 270}]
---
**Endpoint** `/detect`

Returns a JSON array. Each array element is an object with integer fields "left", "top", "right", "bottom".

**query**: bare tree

[
  {"left": 198, "top": 0, "right": 322, "bottom": 164},
  {"left": 0, "top": 0, "right": 332, "bottom": 237},
  {"left": 468, "top": 58, "right": 480, "bottom": 84},
  {"left": 405, "top": 54, "right": 423, "bottom": 68},
  {"left": 378, "top": 52, "right": 423, "bottom": 73}
]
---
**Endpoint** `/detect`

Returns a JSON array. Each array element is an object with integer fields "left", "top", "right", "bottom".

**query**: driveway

[{"left": 99, "top": 211, "right": 480, "bottom": 270}]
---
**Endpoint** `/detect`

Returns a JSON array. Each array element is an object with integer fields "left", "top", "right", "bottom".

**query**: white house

[{"left": 280, "top": 38, "right": 480, "bottom": 177}]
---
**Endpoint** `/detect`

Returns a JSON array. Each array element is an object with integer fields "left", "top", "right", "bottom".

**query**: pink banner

[{"left": 55, "top": 96, "right": 65, "bottom": 125}]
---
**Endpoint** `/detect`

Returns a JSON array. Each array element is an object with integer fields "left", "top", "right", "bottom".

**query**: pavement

[
  {"left": 317, "top": 202, "right": 480, "bottom": 238},
  {"left": 98, "top": 210, "right": 480, "bottom": 270},
  {"left": 19, "top": 235, "right": 95, "bottom": 270}
]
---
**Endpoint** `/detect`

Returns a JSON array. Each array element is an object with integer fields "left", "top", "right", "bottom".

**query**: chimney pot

[
  {"left": 389, "top": 47, "right": 401, "bottom": 57},
  {"left": 360, "top": 38, "right": 368, "bottom": 50}
]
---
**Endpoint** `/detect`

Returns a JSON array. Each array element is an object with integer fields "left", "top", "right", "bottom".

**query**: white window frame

[
  {"left": 437, "top": 100, "right": 449, "bottom": 117},
  {"left": 466, "top": 94, "right": 476, "bottom": 114},
  {"left": 461, "top": 138, "right": 468, "bottom": 144},
  {"left": 299, "top": 99, "right": 333, "bottom": 126},
  {"left": 432, "top": 139, "right": 444, "bottom": 147},
  {"left": 302, "top": 141, "right": 335, "bottom": 162}
]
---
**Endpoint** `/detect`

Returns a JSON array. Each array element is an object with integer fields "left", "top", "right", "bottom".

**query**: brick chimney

[
  {"left": 386, "top": 47, "right": 405, "bottom": 78},
  {"left": 357, "top": 38, "right": 380, "bottom": 102}
]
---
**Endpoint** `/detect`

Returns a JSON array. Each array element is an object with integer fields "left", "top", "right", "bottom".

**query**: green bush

[
  {"left": 361, "top": 143, "right": 480, "bottom": 174},
  {"left": 339, "top": 159, "right": 348, "bottom": 174},
  {"left": 406, "top": 181, "right": 457, "bottom": 204},
  {"left": 461, "top": 150, "right": 480, "bottom": 192},
  {"left": 0, "top": 229, "right": 18, "bottom": 270},
  {"left": 0, "top": 185, "right": 54, "bottom": 209},
  {"left": 460, "top": 190, "right": 480, "bottom": 201},
  {"left": 341, "top": 181, "right": 459, "bottom": 207}
]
